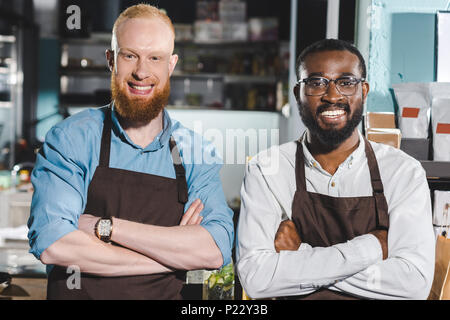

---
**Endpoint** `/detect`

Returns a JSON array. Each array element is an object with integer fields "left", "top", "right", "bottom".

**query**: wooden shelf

[
  {"left": 0, "top": 35, "right": 15, "bottom": 43},
  {"left": 420, "top": 161, "right": 450, "bottom": 180},
  {"left": 59, "top": 67, "right": 280, "bottom": 84},
  {"left": 59, "top": 34, "right": 280, "bottom": 47},
  {"left": 59, "top": 67, "right": 109, "bottom": 77},
  {"left": 420, "top": 161, "right": 450, "bottom": 191},
  {"left": 171, "top": 73, "right": 279, "bottom": 84},
  {"left": 0, "top": 101, "right": 12, "bottom": 108}
]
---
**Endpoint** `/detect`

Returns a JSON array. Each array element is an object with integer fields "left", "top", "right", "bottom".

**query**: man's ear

[
  {"left": 106, "top": 49, "right": 114, "bottom": 72},
  {"left": 168, "top": 54, "right": 179, "bottom": 76},
  {"left": 293, "top": 84, "right": 300, "bottom": 103},
  {"left": 362, "top": 81, "right": 370, "bottom": 102}
]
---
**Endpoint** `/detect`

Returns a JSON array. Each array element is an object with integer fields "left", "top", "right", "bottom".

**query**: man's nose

[
  {"left": 132, "top": 59, "right": 152, "bottom": 80},
  {"left": 321, "top": 81, "right": 344, "bottom": 103}
]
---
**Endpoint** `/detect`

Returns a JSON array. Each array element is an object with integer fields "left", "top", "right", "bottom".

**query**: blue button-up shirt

[{"left": 28, "top": 105, "right": 234, "bottom": 269}]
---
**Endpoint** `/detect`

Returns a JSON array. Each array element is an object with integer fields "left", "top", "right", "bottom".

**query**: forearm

[
  {"left": 237, "top": 234, "right": 382, "bottom": 299},
  {"left": 330, "top": 256, "right": 433, "bottom": 300},
  {"left": 40, "top": 230, "right": 173, "bottom": 277},
  {"left": 111, "top": 218, "right": 223, "bottom": 270}
]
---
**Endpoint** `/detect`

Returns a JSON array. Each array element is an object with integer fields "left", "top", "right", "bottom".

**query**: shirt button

[{"left": 331, "top": 182, "right": 336, "bottom": 187}]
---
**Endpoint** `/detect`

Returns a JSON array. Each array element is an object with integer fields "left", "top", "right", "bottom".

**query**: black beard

[{"left": 299, "top": 101, "right": 363, "bottom": 150}]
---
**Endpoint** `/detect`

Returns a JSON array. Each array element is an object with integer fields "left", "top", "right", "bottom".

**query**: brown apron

[
  {"left": 47, "top": 106, "right": 188, "bottom": 300},
  {"left": 288, "top": 137, "right": 389, "bottom": 300}
]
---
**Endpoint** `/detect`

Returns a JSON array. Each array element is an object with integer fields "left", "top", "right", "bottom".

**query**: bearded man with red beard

[{"left": 28, "top": 4, "right": 234, "bottom": 300}]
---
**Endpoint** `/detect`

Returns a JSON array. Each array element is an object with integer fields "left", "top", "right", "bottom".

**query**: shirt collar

[
  {"left": 110, "top": 103, "right": 173, "bottom": 152},
  {"left": 300, "top": 129, "right": 365, "bottom": 171}
]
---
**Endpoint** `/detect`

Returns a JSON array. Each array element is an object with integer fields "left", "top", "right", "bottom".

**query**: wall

[
  {"left": 36, "top": 38, "right": 61, "bottom": 141},
  {"left": 168, "top": 109, "right": 280, "bottom": 204},
  {"left": 33, "top": 0, "right": 61, "bottom": 140},
  {"left": 362, "top": 0, "right": 450, "bottom": 113}
]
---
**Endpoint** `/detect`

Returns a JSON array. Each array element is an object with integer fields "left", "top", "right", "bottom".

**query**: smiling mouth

[
  {"left": 128, "top": 82, "right": 155, "bottom": 95},
  {"left": 317, "top": 106, "right": 349, "bottom": 125},
  {"left": 320, "top": 109, "right": 346, "bottom": 117}
]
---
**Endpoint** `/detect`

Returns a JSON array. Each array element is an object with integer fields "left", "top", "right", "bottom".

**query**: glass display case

[
  {"left": 0, "top": 3, "right": 38, "bottom": 171},
  {"left": 0, "top": 33, "right": 18, "bottom": 170}
]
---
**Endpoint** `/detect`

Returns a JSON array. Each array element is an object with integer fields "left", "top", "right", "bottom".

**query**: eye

[
  {"left": 337, "top": 78, "right": 357, "bottom": 87},
  {"left": 307, "top": 78, "right": 327, "bottom": 87},
  {"left": 122, "top": 53, "right": 136, "bottom": 60}
]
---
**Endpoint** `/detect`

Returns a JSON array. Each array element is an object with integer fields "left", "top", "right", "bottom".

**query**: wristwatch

[{"left": 95, "top": 217, "right": 113, "bottom": 242}]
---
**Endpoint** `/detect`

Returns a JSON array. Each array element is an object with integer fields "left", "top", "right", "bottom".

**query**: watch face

[{"left": 98, "top": 219, "right": 111, "bottom": 236}]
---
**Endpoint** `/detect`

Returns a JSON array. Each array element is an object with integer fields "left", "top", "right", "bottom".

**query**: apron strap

[
  {"left": 363, "top": 138, "right": 389, "bottom": 230},
  {"left": 295, "top": 141, "right": 307, "bottom": 191},
  {"left": 363, "top": 138, "right": 384, "bottom": 193},
  {"left": 169, "top": 137, "right": 189, "bottom": 205},
  {"left": 99, "top": 105, "right": 113, "bottom": 168}
]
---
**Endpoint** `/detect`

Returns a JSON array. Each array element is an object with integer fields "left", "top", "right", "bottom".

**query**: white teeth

[
  {"left": 321, "top": 110, "right": 345, "bottom": 117},
  {"left": 130, "top": 84, "right": 154, "bottom": 90}
]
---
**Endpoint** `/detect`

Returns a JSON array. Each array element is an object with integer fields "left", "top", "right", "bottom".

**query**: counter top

[
  {"left": 0, "top": 242, "right": 46, "bottom": 277},
  {"left": 0, "top": 277, "right": 47, "bottom": 300}
]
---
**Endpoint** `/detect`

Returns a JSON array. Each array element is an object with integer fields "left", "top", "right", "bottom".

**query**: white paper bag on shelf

[
  {"left": 430, "top": 82, "right": 450, "bottom": 161},
  {"left": 433, "top": 190, "right": 450, "bottom": 239},
  {"left": 392, "top": 82, "right": 431, "bottom": 139}
]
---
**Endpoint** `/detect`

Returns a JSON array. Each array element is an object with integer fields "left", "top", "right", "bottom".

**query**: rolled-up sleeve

[{"left": 28, "top": 127, "right": 86, "bottom": 259}]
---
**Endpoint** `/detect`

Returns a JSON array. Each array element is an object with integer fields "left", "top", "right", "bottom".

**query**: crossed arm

[
  {"left": 30, "top": 126, "right": 231, "bottom": 278},
  {"left": 274, "top": 220, "right": 388, "bottom": 259},
  {"left": 236, "top": 159, "right": 435, "bottom": 300},
  {"left": 40, "top": 199, "right": 223, "bottom": 276}
]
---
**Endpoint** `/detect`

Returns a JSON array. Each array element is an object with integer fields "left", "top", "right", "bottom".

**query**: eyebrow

[
  {"left": 307, "top": 72, "right": 358, "bottom": 78},
  {"left": 118, "top": 48, "right": 168, "bottom": 56}
]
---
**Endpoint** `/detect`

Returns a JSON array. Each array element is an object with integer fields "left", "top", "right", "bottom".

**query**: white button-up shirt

[{"left": 236, "top": 130, "right": 435, "bottom": 300}]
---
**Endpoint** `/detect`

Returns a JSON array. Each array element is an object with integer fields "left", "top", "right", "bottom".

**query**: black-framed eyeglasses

[{"left": 297, "top": 76, "right": 365, "bottom": 96}]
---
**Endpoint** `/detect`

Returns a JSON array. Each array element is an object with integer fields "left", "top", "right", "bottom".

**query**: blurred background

[
  {"left": 0, "top": 0, "right": 359, "bottom": 205},
  {"left": 0, "top": 0, "right": 449, "bottom": 212}
]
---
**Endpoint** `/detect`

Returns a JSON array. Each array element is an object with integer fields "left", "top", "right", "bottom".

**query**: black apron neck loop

[
  {"left": 170, "top": 137, "right": 189, "bottom": 204},
  {"left": 295, "top": 136, "right": 385, "bottom": 196},
  {"left": 99, "top": 105, "right": 113, "bottom": 168}
]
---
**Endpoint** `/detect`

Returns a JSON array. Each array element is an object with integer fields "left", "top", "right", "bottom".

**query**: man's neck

[
  {"left": 119, "top": 110, "right": 164, "bottom": 149},
  {"left": 306, "top": 129, "right": 360, "bottom": 175}
]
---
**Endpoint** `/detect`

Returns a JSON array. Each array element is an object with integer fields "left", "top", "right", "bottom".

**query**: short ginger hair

[{"left": 111, "top": 3, "right": 175, "bottom": 50}]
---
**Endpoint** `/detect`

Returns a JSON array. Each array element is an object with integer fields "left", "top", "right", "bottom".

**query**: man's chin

[
  {"left": 116, "top": 102, "right": 164, "bottom": 124},
  {"left": 305, "top": 118, "right": 360, "bottom": 148}
]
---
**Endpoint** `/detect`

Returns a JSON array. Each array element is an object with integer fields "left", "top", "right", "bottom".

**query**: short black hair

[{"left": 296, "top": 39, "right": 367, "bottom": 80}]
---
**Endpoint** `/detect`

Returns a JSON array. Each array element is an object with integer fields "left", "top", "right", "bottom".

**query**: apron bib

[
  {"left": 287, "top": 138, "right": 389, "bottom": 300},
  {"left": 47, "top": 106, "right": 188, "bottom": 300}
]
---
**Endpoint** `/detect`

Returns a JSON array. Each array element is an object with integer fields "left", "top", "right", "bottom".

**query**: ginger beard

[{"left": 111, "top": 71, "right": 171, "bottom": 123}]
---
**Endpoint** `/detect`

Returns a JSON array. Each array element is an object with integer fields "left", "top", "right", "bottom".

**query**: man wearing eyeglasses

[{"left": 236, "top": 39, "right": 435, "bottom": 300}]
